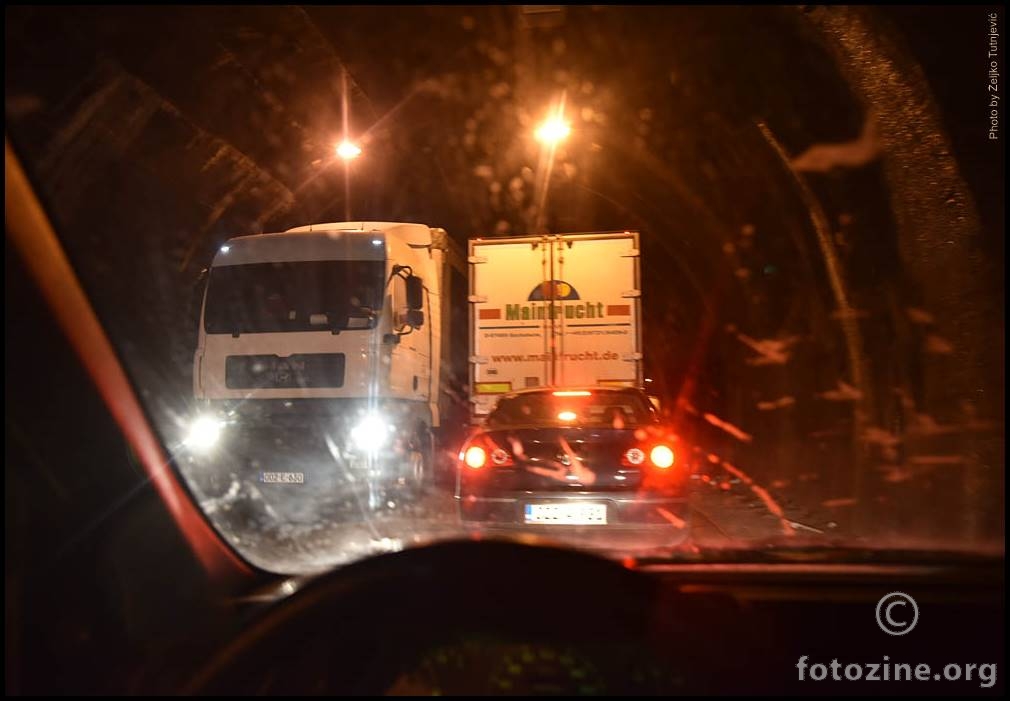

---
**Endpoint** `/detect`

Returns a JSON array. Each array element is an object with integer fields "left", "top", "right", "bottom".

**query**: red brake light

[
  {"left": 650, "top": 445, "right": 675, "bottom": 469},
  {"left": 622, "top": 444, "right": 676, "bottom": 469},
  {"left": 623, "top": 447, "right": 645, "bottom": 465},
  {"left": 461, "top": 435, "right": 514, "bottom": 469},
  {"left": 464, "top": 446, "right": 487, "bottom": 469}
]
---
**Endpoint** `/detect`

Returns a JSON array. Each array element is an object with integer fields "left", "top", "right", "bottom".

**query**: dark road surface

[{"left": 181, "top": 444, "right": 856, "bottom": 575}]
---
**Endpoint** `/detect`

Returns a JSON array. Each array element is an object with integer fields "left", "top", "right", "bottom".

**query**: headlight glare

[
  {"left": 185, "top": 414, "right": 224, "bottom": 453},
  {"left": 350, "top": 413, "right": 391, "bottom": 452}
]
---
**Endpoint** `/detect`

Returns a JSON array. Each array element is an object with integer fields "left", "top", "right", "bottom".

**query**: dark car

[{"left": 455, "top": 387, "right": 691, "bottom": 542}]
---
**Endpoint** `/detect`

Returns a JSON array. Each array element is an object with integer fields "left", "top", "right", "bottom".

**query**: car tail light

[
  {"left": 623, "top": 447, "right": 645, "bottom": 465},
  {"left": 460, "top": 435, "right": 514, "bottom": 469},
  {"left": 650, "top": 444, "right": 675, "bottom": 469},
  {"left": 463, "top": 446, "right": 487, "bottom": 469},
  {"left": 622, "top": 444, "right": 676, "bottom": 469}
]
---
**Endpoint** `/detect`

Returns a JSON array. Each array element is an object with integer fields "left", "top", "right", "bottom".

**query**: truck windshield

[
  {"left": 203, "top": 260, "right": 385, "bottom": 334},
  {"left": 487, "top": 391, "right": 654, "bottom": 429}
]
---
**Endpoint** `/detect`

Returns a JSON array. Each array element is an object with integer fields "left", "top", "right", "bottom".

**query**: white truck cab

[{"left": 189, "top": 222, "right": 461, "bottom": 493}]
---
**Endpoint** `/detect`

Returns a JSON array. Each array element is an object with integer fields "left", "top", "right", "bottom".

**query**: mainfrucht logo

[
  {"left": 475, "top": 279, "right": 632, "bottom": 322},
  {"left": 528, "top": 280, "right": 580, "bottom": 301}
]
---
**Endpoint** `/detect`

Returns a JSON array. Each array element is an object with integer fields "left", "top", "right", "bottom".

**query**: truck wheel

[{"left": 408, "top": 429, "right": 433, "bottom": 493}]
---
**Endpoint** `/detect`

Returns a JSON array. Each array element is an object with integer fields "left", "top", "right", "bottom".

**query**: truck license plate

[
  {"left": 260, "top": 472, "right": 304, "bottom": 484},
  {"left": 524, "top": 502, "right": 607, "bottom": 525}
]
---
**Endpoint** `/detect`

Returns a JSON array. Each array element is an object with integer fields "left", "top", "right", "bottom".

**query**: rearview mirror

[{"left": 406, "top": 275, "right": 423, "bottom": 310}]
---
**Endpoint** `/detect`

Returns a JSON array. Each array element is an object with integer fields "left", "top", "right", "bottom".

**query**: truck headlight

[
  {"left": 185, "top": 414, "right": 225, "bottom": 453},
  {"left": 350, "top": 413, "right": 391, "bottom": 452}
]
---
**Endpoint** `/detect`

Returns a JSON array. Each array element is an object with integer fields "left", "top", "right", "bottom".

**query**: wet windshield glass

[{"left": 5, "top": 6, "right": 1003, "bottom": 575}]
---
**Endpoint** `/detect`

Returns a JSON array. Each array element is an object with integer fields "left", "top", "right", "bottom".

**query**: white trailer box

[{"left": 468, "top": 232, "right": 643, "bottom": 416}]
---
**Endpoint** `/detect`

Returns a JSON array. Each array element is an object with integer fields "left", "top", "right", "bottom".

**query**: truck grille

[{"left": 225, "top": 354, "right": 346, "bottom": 389}]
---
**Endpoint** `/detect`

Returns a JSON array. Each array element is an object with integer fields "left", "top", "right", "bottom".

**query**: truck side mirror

[
  {"left": 406, "top": 275, "right": 424, "bottom": 310},
  {"left": 405, "top": 309, "right": 424, "bottom": 328}
]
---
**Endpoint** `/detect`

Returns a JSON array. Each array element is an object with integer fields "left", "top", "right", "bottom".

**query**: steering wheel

[{"left": 185, "top": 539, "right": 689, "bottom": 695}]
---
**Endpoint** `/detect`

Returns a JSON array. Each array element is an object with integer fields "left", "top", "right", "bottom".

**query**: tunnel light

[
  {"left": 336, "top": 141, "right": 362, "bottom": 160},
  {"left": 535, "top": 116, "right": 571, "bottom": 144}
]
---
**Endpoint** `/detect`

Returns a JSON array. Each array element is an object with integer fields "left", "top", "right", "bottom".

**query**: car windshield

[
  {"left": 204, "top": 260, "right": 384, "bottom": 334},
  {"left": 5, "top": 5, "right": 1003, "bottom": 578},
  {"left": 488, "top": 391, "right": 654, "bottom": 429}
]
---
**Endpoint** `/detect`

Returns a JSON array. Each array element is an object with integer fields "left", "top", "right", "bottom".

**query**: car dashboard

[
  {"left": 388, "top": 637, "right": 676, "bottom": 695},
  {"left": 188, "top": 541, "right": 1004, "bottom": 695}
]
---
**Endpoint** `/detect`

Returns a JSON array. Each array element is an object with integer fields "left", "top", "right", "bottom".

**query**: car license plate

[
  {"left": 260, "top": 472, "right": 304, "bottom": 484},
  {"left": 524, "top": 502, "right": 607, "bottom": 525}
]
